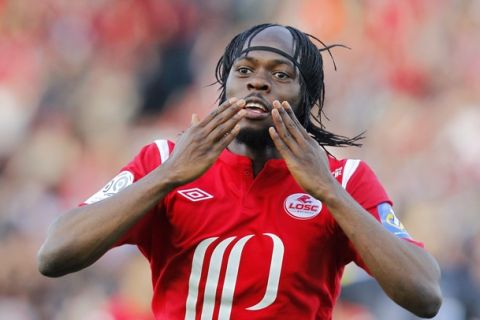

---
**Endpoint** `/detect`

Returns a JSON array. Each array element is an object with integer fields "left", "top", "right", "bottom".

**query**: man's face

[{"left": 225, "top": 27, "right": 302, "bottom": 139}]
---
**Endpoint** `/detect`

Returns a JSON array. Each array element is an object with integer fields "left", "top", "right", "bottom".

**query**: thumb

[{"left": 191, "top": 113, "right": 200, "bottom": 126}]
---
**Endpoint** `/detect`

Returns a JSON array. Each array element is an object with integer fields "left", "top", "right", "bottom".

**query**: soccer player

[{"left": 38, "top": 24, "right": 442, "bottom": 319}]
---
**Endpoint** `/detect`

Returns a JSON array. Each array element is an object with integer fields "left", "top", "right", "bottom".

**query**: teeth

[{"left": 245, "top": 102, "right": 266, "bottom": 111}]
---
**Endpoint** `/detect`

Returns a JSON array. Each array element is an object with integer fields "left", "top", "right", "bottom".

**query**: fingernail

[{"left": 236, "top": 99, "right": 245, "bottom": 106}]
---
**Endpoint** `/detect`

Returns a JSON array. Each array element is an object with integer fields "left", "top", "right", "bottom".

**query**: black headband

[{"left": 238, "top": 46, "right": 303, "bottom": 75}]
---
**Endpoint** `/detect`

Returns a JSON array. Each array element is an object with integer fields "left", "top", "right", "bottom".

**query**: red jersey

[{"left": 83, "top": 139, "right": 421, "bottom": 320}]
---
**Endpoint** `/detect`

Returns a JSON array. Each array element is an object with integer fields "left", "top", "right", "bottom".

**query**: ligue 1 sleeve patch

[
  {"left": 377, "top": 203, "right": 412, "bottom": 239},
  {"left": 84, "top": 171, "right": 134, "bottom": 204}
]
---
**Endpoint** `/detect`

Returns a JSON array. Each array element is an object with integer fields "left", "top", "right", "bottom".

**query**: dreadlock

[{"left": 214, "top": 23, "right": 364, "bottom": 148}]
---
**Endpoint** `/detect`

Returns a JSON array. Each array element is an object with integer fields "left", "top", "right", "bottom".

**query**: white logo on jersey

[
  {"left": 332, "top": 167, "right": 342, "bottom": 178},
  {"left": 185, "top": 234, "right": 284, "bottom": 320},
  {"left": 178, "top": 188, "right": 213, "bottom": 202},
  {"left": 85, "top": 171, "right": 134, "bottom": 204},
  {"left": 284, "top": 193, "right": 322, "bottom": 219}
]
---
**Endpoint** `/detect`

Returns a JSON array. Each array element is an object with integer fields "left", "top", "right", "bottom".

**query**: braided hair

[{"left": 215, "top": 23, "right": 363, "bottom": 148}]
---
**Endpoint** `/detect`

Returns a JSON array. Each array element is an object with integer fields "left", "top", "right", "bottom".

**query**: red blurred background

[{"left": 0, "top": 1, "right": 479, "bottom": 319}]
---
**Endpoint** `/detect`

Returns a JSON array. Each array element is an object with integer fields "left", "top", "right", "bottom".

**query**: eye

[
  {"left": 273, "top": 71, "right": 290, "bottom": 80},
  {"left": 236, "top": 67, "right": 252, "bottom": 75}
]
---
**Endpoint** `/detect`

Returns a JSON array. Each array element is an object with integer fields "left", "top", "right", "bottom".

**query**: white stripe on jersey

[
  {"left": 185, "top": 234, "right": 284, "bottom": 319},
  {"left": 341, "top": 159, "right": 360, "bottom": 189},
  {"left": 155, "top": 139, "right": 171, "bottom": 163},
  {"left": 201, "top": 237, "right": 236, "bottom": 320},
  {"left": 219, "top": 235, "right": 254, "bottom": 318}
]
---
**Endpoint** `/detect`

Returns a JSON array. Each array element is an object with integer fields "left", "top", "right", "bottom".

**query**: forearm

[
  {"left": 38, "top": 165, "right": 175, "bottom": 277},
  {"left": 268, "top": 102, "right": 441, "bottom": 316},
  {"left": 319, "top": 183, "right": 442, "bottom": 317}
]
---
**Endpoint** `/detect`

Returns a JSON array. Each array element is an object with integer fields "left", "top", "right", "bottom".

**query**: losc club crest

[{"left": 284, "top": 193, "right": 322, "bottom": 220}]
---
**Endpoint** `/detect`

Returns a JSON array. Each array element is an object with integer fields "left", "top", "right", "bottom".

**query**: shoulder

[
  {"left": 152, "top": 139, "right": 176, "bottom": 164},
  {"left": 132, "top": 139, "right": 176, "bottom": 170},
  {"left": 328, "top": 157, "right": 372, "bottom": 188},
  {"left": 329, "top": 156, "right": 391, "bottom": 207}
]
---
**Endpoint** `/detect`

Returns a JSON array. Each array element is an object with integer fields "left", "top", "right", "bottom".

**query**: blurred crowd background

[{"left": 0, "top": 0, "right": 479, "bottom": 319}]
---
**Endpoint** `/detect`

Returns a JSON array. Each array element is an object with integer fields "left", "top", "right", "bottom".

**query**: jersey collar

[{"left": 220, "top": 148, "right": 287, "bottom": 169}]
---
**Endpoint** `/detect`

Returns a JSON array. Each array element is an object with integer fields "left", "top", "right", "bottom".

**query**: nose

[{"left": 247, "top": 73, "right": 271, "bottom": 93}]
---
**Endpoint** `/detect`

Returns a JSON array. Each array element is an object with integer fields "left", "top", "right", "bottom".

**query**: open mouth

[
  {"left": 241, "top": 96, "right": 271, "bottom": 120},
  {"left": 244, "top": 101, "right": 268, "bottom": 114}
]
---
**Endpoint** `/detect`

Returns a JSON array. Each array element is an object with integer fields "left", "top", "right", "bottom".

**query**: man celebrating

[{"left": 38, "top": 24, "right": 442, "bottom": 319}]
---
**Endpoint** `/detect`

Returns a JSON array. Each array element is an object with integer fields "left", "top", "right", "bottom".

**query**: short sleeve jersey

[{"left": 83, "top": 140, "right": 422, "bottom": 320}]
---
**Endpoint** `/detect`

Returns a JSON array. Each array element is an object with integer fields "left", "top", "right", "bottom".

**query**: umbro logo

[{"left": 177, "top": 188, "right": 213, "bottom": 202}]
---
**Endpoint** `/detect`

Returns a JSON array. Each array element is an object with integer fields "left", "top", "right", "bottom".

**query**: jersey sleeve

[
  {"left": 339, "top": 160, "right": 424, "bottom": 271},
  {"left": 79, "top": 139, "right": 174, "bottom": 247}
]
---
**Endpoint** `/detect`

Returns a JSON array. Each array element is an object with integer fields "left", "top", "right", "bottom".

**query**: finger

[
  {"left": 215, "top": 124, "right": 241, "bottom": 151},
  {"left": 202, "top": 98, "right": 245, "bottom": 132},
  {"left": 271, "top": 104, "right": 301, "bottom": 153},
  {"left": 191, "top": 113, "right": 200, "bottom": 126},
  {"left": 276, "top": 101, "right": 305, "bottom": 143},
  {"left": 206, "top": 98, "right": 246, "bottom": 133},
  {"left": 198, "top": 98, "right": 236, "bottom": 126},
  {"left": 269, "top": 126, "right": 294, "bottom": 159},
  {"left": 209, "top": 108, "right": 246, "bottom": 140},
  {"left": 176, "top": 130, "right": 185, "bottom": 137},
  {"left": 282, "top": 101, "right": 310, "bottom": 139}
]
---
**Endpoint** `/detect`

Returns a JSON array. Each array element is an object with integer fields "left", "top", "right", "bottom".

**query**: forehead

[{"left": 242, "top": 26, "right": 296, "bottom": 57}]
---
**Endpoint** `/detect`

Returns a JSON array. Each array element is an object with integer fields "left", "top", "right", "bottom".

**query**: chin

[{"left": 236, "top": 126, "right": 274, "bottom": 149}]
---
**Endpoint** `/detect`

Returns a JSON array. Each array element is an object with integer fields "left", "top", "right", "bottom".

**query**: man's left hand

[{"left": 269, "top": 101, "right": 337, "bottom": 201}]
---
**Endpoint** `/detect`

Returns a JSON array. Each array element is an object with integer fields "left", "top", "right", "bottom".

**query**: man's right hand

[{"left": 162, "top": 98, "right": 246, "bottom": 187}]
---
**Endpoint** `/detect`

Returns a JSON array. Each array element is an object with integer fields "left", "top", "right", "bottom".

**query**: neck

[{"left": 228, "top": 138, "right": 280, "bottom": 176}]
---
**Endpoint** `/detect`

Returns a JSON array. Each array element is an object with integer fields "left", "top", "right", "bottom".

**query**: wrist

[
  {"left": 151, "top": 164, "right": 183, "bottom": 191},
  {"left": 311, "top": 177, "right": 343, "bottom": 205}
]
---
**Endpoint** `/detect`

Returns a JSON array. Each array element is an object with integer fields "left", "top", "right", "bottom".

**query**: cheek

[
  {"left": 224, "top": 73, "right": 237, "bottom": 98},
  {"left": 285, "top": 83, "right": 302, "bottom": 107}
]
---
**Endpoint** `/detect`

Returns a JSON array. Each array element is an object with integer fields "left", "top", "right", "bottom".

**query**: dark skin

[
  {"left": 225, "top": 28, "right": 442, "bottom": 317},
  {"left": 226, "top": 29, "right": 301, "bottom": 174},
  {"left": 38, "top": 26, "right": 441, "bottom": 317},
  {"left": 37, "top": 97, "right": 247, "bottom": 276}
]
